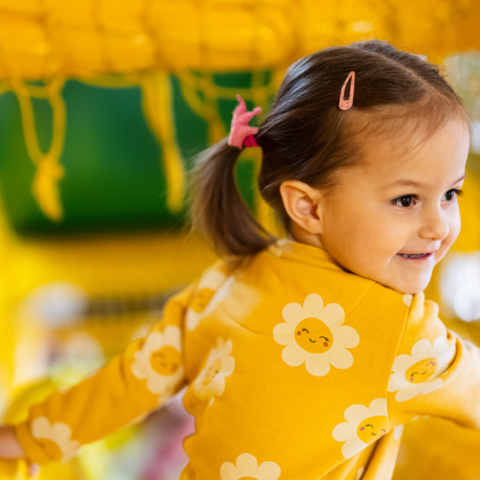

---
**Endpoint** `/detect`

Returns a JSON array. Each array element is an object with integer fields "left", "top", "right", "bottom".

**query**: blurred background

[{"left": 0, "top": 1, "right": 479, "bottom": 479}]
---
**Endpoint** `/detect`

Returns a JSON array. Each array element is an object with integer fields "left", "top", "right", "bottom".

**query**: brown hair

[{"left": 191, "top": 39, "right": 471, "bottom": 256}]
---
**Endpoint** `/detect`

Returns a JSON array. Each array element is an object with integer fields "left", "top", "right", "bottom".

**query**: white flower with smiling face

[
  {"left": 193, "top": 338, "right": 235, "bottom": 404},
  {"left": 31, "top": 417, "right": 81, "bottom": 463},
  {"left": 332, "top": 398, "right": 389, "bottom": 459},
  {"left": 186, "top": 269, "right": 233, "bottom": 330},
  {"left": 220, "top": 453, "right": 281, "bottom": 480},
  {"left": 131, "top": 325, "right": 184, "bottom": 399},
  {"left": 388, "top": 336, "right": 455, "bottom": 402},
  {"left": 273, "top": 294, "right": 360, "bottom": 376}
]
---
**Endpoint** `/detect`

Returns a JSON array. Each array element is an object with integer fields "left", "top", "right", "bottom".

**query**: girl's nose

[{"left": 418, "top": 208, "right": 450, "bottom": 241}]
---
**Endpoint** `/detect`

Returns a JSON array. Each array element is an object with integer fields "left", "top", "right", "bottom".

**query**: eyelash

[{"left": 391, "top": 189, "right": 463, "bottom": 208}]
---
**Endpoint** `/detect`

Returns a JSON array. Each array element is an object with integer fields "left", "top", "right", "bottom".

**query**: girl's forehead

[{"left": 357, "top": 118, "right": 470, "bottom": 187}]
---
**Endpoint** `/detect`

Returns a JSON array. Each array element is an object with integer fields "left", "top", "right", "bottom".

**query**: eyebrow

[{"left": 381, "top": 173, "right": 467, "bottom": 190}]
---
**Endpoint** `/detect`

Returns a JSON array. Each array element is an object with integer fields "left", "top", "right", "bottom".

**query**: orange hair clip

[{"left": 339, "top": 71, "right": 355, "bottom": 110}]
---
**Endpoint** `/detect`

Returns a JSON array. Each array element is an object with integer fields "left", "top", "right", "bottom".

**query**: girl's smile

[{"left": 396, "top": 252, "right": 435, "bottom": 261}]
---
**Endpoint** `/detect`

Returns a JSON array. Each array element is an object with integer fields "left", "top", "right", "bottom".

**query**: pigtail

[{"left": 190, "top": 137, "right": 275, "bottom": 256}]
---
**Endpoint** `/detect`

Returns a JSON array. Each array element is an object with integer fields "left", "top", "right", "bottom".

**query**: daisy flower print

[
  {"left": 273, "top": 294, "right": 360, "bottom": 376},
  {"left": 186, "top": 268, "right": 233, "bottom": 330},
  {"left": 332, "top": 398, "right": 389, "bottom": 459},
  {"left": 193, "top": 337, "right": 235, "bottom": 404},
  {"left": 31, "top": 417, "right": 81, "bottom": 463},
  {"left": 220, "top": 453, "right": 281, "bottom": 480},
  {"left": 388, "top": 336, "right": 455, "bottom": 402},
  {"left": 131, "top": 325, "right": 184, "bottom": 400}
]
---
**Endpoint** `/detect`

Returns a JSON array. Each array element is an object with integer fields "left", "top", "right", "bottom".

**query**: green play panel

[{"left": 0, "top": 71, "right": 273, "bottom": 236}]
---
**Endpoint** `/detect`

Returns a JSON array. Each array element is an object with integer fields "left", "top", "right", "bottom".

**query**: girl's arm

[
  {"left": 2, "top": 284, "right": 195, "bottom": 468},
  {"left": 387, "top": 292, "right": 480, "bottom": 429}
]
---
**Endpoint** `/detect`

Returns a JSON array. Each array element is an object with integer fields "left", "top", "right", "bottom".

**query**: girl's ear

[{"left": 280, "top": 180, "right": 324, "bottom": 235}]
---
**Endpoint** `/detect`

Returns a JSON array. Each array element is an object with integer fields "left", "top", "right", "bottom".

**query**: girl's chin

[
  {"left": 341, "top": 260, "right": 433, "bottom": 294},
  {"left": 383, "top": 272, "right": 433, "bottom": 295}
]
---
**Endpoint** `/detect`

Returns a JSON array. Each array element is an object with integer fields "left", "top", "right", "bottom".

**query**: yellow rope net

[{"left": 0, "top": 0, "right": 478, "bottom": 221}]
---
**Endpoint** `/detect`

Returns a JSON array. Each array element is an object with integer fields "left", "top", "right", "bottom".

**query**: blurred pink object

[
  {"left": 227, "top": 94, "right": 262, "bottom": 148},
  {"left": 143, "top": 397, "right": 194, "bottom": 480}
]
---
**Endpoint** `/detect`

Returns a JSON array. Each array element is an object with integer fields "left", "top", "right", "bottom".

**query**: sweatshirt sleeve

[
  {"left": 13, "top": 283, "right": 195, "bottom": 466},
  {"left": 387, "top": 292, "right": 480, "bottom": 430}
]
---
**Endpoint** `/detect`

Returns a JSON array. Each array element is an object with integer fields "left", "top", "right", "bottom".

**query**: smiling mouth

[{"left": 397, "top": 253, "right": 433, "bottom": 260}]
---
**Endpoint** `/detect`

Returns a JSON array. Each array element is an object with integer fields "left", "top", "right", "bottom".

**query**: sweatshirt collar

[{"left": 267, "top": 238, "right": 346, "bottom": 273}]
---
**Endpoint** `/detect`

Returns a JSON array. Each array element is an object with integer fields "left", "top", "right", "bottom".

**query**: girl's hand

[
  {"left": 0, "top": 426, "right": 39, "bottom": 477},
  {"left": 0, "top": 426, "right": 24, "bottom": 459}
]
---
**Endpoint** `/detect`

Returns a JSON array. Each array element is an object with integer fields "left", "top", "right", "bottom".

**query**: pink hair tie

[{"left": 228, "top": 94, "right": 262, "bottom": 149}]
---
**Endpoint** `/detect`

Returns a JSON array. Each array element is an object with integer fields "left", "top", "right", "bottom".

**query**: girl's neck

[{"left": 289, "top": 222, "right": 324, "bottom": 250}]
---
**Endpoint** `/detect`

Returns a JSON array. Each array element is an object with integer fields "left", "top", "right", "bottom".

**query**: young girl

[{"left": 1, "top": 38, "right": 479, "bottom": 480}]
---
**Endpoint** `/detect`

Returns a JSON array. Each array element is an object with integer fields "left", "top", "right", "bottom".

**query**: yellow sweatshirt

[{"left": 13, "top": 239, "right": 480, "bottom": 480}]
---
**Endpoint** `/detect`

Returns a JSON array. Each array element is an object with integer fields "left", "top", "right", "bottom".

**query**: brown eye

[
  {"left": 442, "top": 189, "right": 463, "bottom": 202},
  {"left": 443, "top": 189, "right": 457, "bottom": 201},
  {"left": 395, "top": 195, "right": 414, "bottom": 207}
]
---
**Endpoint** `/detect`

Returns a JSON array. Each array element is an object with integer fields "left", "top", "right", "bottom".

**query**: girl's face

[{"left": 318, "top": 118, "right": 470, "bottom": 294}]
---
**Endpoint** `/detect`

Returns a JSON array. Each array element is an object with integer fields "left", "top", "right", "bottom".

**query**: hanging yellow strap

[
  {"left": 0, "top": 41, "right": 66, "bottom": 221},
  {"left": 141, "top": 73, "right": 185, "bottom": 213},
  {"left": 31, "top": 155, "right": 65, "bottom": 222},
  {"left": 14, "top": 78, "right": 66, "bottom": 222}
]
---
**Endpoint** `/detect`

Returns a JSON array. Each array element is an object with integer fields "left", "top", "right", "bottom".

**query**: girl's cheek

[
  {"left": 436, "top": 215, "right": 461, "bottom": 263},
  {"left": 446, "top": 208, "right": 461, "bottom": 242}
]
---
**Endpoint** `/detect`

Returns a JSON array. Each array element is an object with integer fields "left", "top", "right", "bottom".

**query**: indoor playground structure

[{"left": 0, "top": 1, "right": 480, "bottom": 479}]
